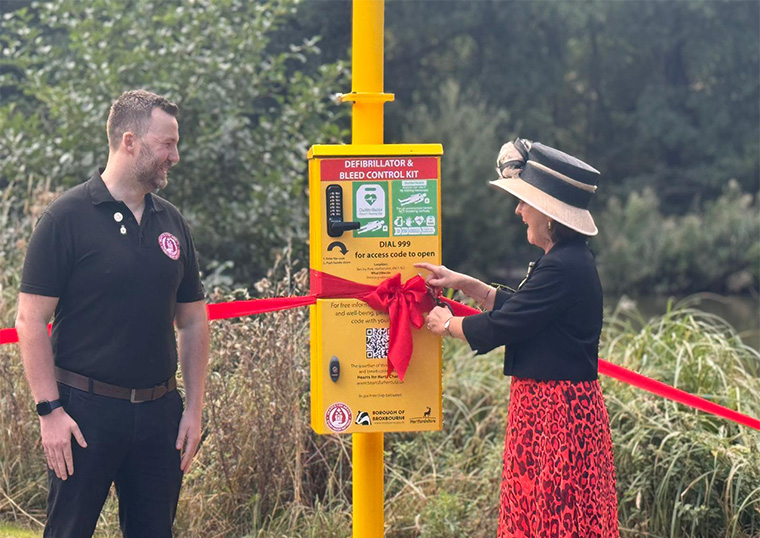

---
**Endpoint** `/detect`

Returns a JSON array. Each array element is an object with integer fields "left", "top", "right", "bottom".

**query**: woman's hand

[
  {"left": 415, "top": 263, "right": 493, "bottom": 309},
  {"left": 425, "top": 306, "right": 454, "bottom": 337},
  {"left": 414, "top": 263, "right": 467, "bottom": 291}
]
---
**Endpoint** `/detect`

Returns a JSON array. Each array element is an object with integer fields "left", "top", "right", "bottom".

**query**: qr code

[{"left": 365, "top": 328, "right": 389, "bottom": 359}]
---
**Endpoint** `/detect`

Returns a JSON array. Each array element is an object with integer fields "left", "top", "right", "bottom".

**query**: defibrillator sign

[
  {"left": 308, "top": 144, "right": 443, "bottom": 434},
  {"left": 320, "top": 157, "right": 438, "bottom": 181}
]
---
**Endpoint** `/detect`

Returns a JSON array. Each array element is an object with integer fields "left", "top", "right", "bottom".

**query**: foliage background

[
  {"left": 1, "top": 0, "right": 348, "bottom": 285},
  {"left": 2, "top": 0, "right": 758, "bottom": 293},
  {"left": 1, "top": 0, "right": 759, "bottom": 536}
]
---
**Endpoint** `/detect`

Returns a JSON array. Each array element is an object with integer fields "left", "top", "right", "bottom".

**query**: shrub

[{"left": 595, "top": 181, "right": 760, "bottom": 295}]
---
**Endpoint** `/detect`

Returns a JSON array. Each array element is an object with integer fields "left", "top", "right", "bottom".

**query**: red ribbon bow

[
  {"left": 309, "top": 270, "right": 434, "bottom": 381},
  {"left": 361, "top": 274, "right": 434, "bottom": 382}
]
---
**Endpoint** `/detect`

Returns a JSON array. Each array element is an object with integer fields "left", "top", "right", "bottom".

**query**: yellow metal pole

[
  {"left": 351, "top": 0, "right": 385, "bottom": 145},
  {"left": 352, "top": 431, "right": 384, "bottom": 537},
  {"left": 349, "top": 1, "right": 390, "bottom": 536}
]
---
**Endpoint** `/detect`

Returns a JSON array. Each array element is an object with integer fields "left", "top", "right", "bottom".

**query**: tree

[
  {"left": 379, "top": 0, "right": 758, "bottom": 213},
  {"left": 0, "top": 0, "right": 348, "bottom": 286},
  {"left": 401, "top": 80, "right": 531, "bottom": 280}
]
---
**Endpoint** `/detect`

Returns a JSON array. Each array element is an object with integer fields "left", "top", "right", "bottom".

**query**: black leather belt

[{"left": 55, "top": 367, "right": 176, "bottom": 403}]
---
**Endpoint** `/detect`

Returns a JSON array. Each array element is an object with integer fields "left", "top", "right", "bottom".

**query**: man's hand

[
  {"left": 174, "top": 300, "right": 208, "bottom": 474},
  {"left": 40, "top": 408, "right": 87, "bottom": 480},
  {"left": 175, "top": 408, "right": 202, "bottom": 472}
]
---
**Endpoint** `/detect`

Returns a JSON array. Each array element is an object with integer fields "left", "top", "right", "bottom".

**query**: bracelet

[{"left": 444, "top": 316, "right": 453, "bottom": 336}]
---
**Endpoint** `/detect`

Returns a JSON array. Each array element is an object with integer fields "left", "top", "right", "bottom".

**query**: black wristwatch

[{"left": 36, "top": 400, "right": 63, "bottom": 416}]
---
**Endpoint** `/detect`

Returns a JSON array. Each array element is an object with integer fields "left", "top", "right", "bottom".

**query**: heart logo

[
  {"left": 414, "top": 216, "right": 424, "bottom": 225},
  {"left": 364, "top": 193, "right": 377, "bottom": 206}
]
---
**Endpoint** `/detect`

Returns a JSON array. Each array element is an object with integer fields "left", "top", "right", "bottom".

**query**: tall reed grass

[
  {"left": 1, "top": 185, "right": 759, "bottom": 536},
  {"left": 603, "top": 299, "right": 760, "bottom": 537},
  {"left": 0, "top": 179, "right": 59, "bottom": 530},
  {"left": 3, "top": 293, "right": 758, "bottom": 537}
]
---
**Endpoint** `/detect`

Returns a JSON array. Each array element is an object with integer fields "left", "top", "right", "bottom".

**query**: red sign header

[{"left": 321, "top": 157, "right": 438, "bottom": 181}]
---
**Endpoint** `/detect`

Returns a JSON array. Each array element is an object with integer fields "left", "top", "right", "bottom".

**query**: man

[{"left": 15, "top": 89, "right": 209, "bottom": 537}]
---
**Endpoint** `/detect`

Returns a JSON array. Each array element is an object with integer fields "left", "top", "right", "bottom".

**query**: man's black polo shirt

[{"left": 20, "top": 170, "right": 205, "bottom": 388}]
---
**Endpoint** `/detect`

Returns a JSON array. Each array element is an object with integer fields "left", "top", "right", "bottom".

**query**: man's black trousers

[{"left": 44, "top": 383, "right": 184, "bottom": 538}]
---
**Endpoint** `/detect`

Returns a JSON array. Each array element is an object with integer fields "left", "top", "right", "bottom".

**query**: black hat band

[{"left": 520, "top": 161, "right": 595, "bottom": 209}]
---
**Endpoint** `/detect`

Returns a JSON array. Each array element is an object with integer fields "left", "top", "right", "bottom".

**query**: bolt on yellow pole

[{"left": 349, "top": 1, "right": 389, "bottom": 536}]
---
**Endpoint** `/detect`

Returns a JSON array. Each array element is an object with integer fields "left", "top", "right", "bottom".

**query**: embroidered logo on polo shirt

[{"left": 158, "top": 232, "right": 180, "bottom": 260}]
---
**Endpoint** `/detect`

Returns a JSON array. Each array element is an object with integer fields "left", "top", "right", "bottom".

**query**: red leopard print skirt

[{"left": 498, "top": 378, "right": 619, "bottom": 538}]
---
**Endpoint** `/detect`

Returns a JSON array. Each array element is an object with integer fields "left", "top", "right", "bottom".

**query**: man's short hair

[{"left": 107, "top": 90, "right": 178, "bottom": 150}]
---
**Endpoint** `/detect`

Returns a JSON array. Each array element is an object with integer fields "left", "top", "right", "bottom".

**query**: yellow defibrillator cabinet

[{"left": 309, "top": 143, "right": 444, "bottom": 434}]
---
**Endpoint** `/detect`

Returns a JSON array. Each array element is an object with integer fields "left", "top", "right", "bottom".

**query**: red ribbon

[
  {"left": 207, "top": 295, "right": 317, "bottom": 320},
  {"left": 596, "top": 359, "right": 760, "bottom": 430},
  {"left": 2, "top": 273, "right": 759, "bottom": 431},
  {"left": 432, "top": 296, "right": 760, "bottom": 431},
  {"left": 362, "top": 274, "right": 434, "bottom": 381},
  {"left": 309, "top": 270, "right": 434, "bottom": 380},
  {"left": 0, "top": 327, "right": 20, "bottom": 345}
]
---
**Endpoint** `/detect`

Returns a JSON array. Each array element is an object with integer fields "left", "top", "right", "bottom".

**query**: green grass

[{"left": 0, "top": 523, "right": 39, "bottom": 538}]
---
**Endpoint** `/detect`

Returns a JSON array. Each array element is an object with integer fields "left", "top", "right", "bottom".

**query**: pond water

[{"left": 606, "top": 293, "right": 760, "bottom": 351}]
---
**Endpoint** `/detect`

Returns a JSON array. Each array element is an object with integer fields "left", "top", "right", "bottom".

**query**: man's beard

[{"left": 134, "top": 144, "right": 170, "bottom": 193}]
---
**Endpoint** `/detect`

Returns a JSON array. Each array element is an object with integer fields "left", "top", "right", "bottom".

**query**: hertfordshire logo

[
  {"left": 355, "top": 411, "right": 371, "bottom": 426},
  {"left": 410, "top": 405, "right": 437, "bottom": 425}
]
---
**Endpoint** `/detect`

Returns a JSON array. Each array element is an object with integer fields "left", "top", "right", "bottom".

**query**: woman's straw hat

[{"left": 490, "top": 138, "right": 600, "bottom": 236}]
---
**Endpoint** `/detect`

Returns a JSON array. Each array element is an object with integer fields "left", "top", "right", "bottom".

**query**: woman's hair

[{"left": 550, "top": 220, "right": 585, "bottom": 244}]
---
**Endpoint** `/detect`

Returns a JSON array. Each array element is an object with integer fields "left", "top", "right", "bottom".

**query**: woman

[{"left": 416, "top": 138, "right": 619, "bottom": 537}]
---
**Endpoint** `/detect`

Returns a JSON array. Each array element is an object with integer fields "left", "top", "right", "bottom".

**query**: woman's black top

[{"left": 461, "top": 237, "right": 602, "bottom": 381}]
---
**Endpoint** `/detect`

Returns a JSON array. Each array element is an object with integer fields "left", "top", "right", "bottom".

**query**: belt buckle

[{"left": 130, "top": 388, "right": 151, "bottom": 403}]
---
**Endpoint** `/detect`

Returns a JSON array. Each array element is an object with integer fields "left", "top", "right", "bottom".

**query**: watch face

[
  {"left": 36, "top": 401, "right": 52, "bottom": 416},
  {"left": 36, "top": 400, "right": 62, "bottom": 416}
]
